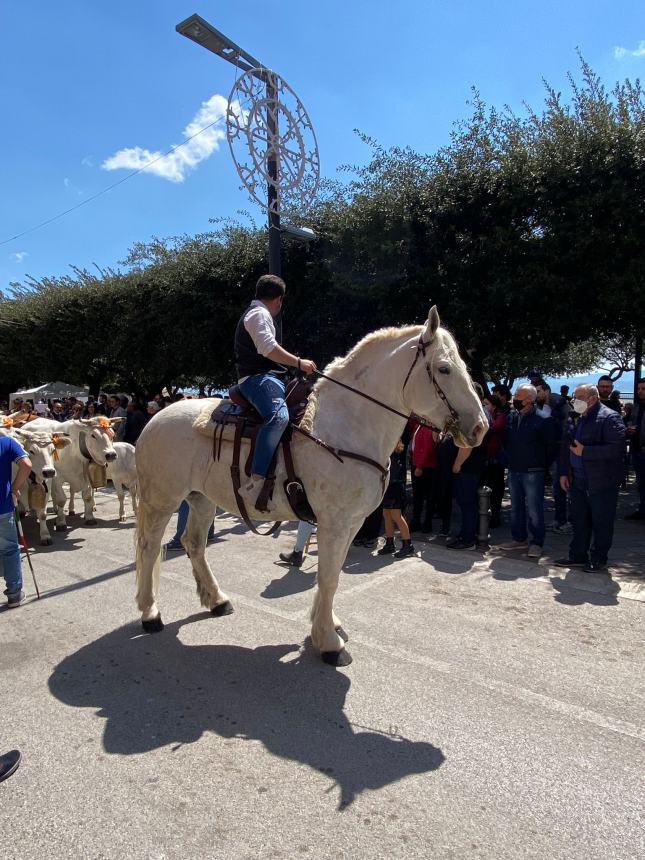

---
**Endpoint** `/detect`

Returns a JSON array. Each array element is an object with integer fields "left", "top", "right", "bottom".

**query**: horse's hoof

[
  {"left": 335, "top": 626, "right": 349, "bottom": 643},
  {"left": 322, "top": 649, "right": 353, "bottom": 667},
  {"left": 41, "top": 538, "right": 53, "bottom": 546},
  {"left": 142, "top": 616, "right": 164, "bottom": 633},
  {"left": 211, "top": 600, "right": 234, "bottom": 617},
  {"left": 55, "top": 524, "right": 68, "bottom": 532}
]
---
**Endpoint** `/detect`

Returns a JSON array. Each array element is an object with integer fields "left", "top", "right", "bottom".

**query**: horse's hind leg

[
  {"left": 136, "top": 501, "right": 174, "bottom": 632},
  {"left": 310, "top": 521, "right": 356, "bottom": 666},
  {"left": 183, "top": 492, "right": 233, "bottom": 616}
]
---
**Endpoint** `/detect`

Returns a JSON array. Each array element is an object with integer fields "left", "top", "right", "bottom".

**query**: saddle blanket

[{"left": 192, "top": 397, "right": 253, "bottom": 443}]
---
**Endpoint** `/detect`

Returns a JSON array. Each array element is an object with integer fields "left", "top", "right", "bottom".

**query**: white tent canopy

[{"left": 10, "top": 381, "right": 90, "bottom": 406}]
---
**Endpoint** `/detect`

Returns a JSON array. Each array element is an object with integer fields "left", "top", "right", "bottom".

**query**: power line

[{"left": 0, "top": 114, "right": 229, "bottom": 248}]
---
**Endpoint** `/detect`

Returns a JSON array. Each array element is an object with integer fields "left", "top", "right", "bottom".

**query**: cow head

[
  {"left": 79, "top": 416, "right": 121, "bottom": 464},
  {"left": 13, "top": 429, "right": 72, "bottom": 483}
]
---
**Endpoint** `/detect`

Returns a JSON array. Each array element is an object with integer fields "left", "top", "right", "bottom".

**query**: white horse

[{"left": 134, "top": 307, "right": 488, "bottom": 665}]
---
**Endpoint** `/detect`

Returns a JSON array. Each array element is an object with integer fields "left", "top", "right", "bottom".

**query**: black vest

[{"left": 234, "top": 303, "right": 286, "bottom": 380}]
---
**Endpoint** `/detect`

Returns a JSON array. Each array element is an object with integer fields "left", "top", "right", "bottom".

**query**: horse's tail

[{"left": 134, "top": 500, "right": 161, "bottom": 609}]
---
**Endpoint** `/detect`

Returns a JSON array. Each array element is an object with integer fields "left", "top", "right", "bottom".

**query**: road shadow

[
  {"left": 261, "top": 564, "right": 317, "bottom": 598},
  {"left": 48, "top": 617, "right": 444, "bottom": 809}
]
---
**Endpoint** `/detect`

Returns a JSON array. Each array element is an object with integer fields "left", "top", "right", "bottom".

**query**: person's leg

[
  {"left": 632, "top": 452, "right": 645, "bottom": 512},
  {"left": 410, "top": 471, "right": 423, "bottom": 530},
  {"left": 294, "top": 521, "right": 315, "bottom": 553},
  {"left": 390, "top": 510, "right": 410, "bottom": 540},
  {"left": 454, "top": 473, "right": 478, "bottom": 543},
  {"left": 525, "top": 472, "right": 546, "bottom": 546},
  {"left": 551, "top": 460, "right": 568, "bottom": 526},
  {"left": 172, "top": 501, "right": 189, "bottom": 541},
  {"left": 421, "top": 468, "right": 435, "bottom": 531},
  {"left": 239, "top": 375, "right": 288, "bottom": 477},
  {"left": 508, "top": 472, "right": 528, "bottom": 542},
  {"left": 0, "top": 512, "right": 23, "bottom": 598},
  {"left": 486, "top": 464, "right": 504, "bottom": 526},
  {"left": 588, "top": 487, "right": 619, "bottom": 566},
  {"left": 378, "top": 509, "right": 396, "bottom": 554},
  {"left": 568, "top": 479, "right": 592, "bottom": 563}
]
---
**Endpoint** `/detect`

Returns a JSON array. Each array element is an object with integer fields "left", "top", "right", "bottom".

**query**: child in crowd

[{"left": 378, "top": 439, "right": 415, "bottom": 559}]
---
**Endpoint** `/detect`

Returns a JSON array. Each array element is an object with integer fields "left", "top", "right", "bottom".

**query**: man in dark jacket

[
  {"left": 556, "top": 384, "right": 625, "bottom": 573},
  {"left": 500, "top": 384, "right": 554, "bottom": 558}
]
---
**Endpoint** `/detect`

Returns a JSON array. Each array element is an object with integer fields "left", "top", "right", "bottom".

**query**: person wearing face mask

[
  {"left": 499, "top": 384, "right": 554, "bottom": 558},
  {"left": 624, "top": 377, "right": 645, "bottom": 520},
  {"left": 556, "top": 384, "right": 626, "bottom": 574},
  {"left": 536, "top": 382, "right": 572, "bottom": 534}
]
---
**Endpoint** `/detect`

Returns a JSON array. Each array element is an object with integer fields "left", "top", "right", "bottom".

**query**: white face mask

[{"left": 573, "top": 398, "right": 587, "bottom": 414}]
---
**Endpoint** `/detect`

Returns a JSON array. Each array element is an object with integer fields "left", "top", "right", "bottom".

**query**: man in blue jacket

[
  {"left": 556, "top": 384, "right": 625, "bottom": 574},
  {"left": 500, "top": 384, "right": 554, "bottom": 558},
  {"left": 0, "top": 433, "right": 32, "bottom": 607}
]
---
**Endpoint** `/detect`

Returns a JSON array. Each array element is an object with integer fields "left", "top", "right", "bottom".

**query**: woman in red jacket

[{"left": 409, "top": 422, "right": 439, "bottom": 533}]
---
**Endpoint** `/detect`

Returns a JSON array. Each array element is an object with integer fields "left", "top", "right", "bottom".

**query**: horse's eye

[{"left": 439, "top": 366, "right": 450, "bottom": 375}]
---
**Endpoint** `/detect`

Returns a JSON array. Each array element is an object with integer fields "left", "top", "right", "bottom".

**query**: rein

[{"left": 312, "top": 333, "right": 460, "bottom": 432}]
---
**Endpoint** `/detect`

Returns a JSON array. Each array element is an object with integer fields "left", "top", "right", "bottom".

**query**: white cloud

[
  {"left": 614, "top": 40, "right": 645, "bottom": 60},
  {"left": 101, "top": 94, "right": 229, "bottom": 183},
  {"left": 11, "top": 251, "right": 28, "bottom": 262}
]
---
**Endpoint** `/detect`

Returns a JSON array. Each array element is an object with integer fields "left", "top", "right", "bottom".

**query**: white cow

[
  {"left": 13, "top": 427, "right": 72, "bottom": 544},
  {"left": 27, "top": 416, "right": 122, "bottom": 529},
  {"left": 106, "top": 442, "right": 138, "bottom": 521}
]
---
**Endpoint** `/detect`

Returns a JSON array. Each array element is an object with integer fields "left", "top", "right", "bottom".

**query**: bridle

[
  {"left": 402, "top": 335, "right": 462, "bottom": 429},
  {"left": 313, "top": 333, "right": 462, "bottom": 432}
]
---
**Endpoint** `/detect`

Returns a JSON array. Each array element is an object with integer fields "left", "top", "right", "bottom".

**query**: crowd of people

[
  {"left": 3, "top": 390, "right": 201, "bottom": 446},
  {"left": 282, "top": 373, "right": 644, "bottom": 576}
]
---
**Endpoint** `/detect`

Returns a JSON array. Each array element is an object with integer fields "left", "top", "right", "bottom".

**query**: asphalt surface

[{"left": 1, "top": 488, "right": 643, "bottom": 860}]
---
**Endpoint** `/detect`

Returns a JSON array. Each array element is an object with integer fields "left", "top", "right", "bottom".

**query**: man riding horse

[{"left": 234, "top": 274, "right": 317, "bottom": 512}]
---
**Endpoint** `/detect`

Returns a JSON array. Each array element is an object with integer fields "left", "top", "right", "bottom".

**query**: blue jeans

[
  {"left": 551, "top": 459, "right": 568, "bottom": 525},
  {"left": 239, "top": 374, "right": 289, "bottom": 477},
  {"left": 569, "top": 476, "right": 619, "bottom": 565},
  {"left": 0, "top": 511, "right": 22, "bottom": 595},
  {"left": 171, "top": 500, "right": 215, "bottom": 542},
  {"left": 453, "top": 472, "right": 479, "bottom": 543},
  {"left": 508, "top": 471, "right": 545, "bottom": 546},
  {"left": 632, "top": 451, "right": 645, "bottom": 512}
]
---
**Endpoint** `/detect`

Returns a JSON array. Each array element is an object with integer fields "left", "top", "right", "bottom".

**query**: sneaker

[
  {"left": 164, "top": 540, "right": 184, "bottom": 552},
  {"left": 394, "top": 542, "right": 415, "bottom": 559},
  {"left": 552, "top": 522, "right": 573, "bottom": 535},
  {"left": 377, "top": 540, "right": 395, "bottom": 556},
  {"left": 6, "top": 589, "right": 25, "bottom": 608},
  {"left": 279, "top": 549, "right": 304, "bottom": 567},
  {"left": 553, "top": 557, "right": 587, "bottom": 568},
  {"left": 527, "top": 544, "right": 543, "bottom": 558},
  {"left": 498, "top": 540, "right": 529, "bottom": 551},
  {"left": 362, "top": 539, "right": 377, "bottom": 550},
  {"left": 446, "top": 538, "right": 476, "bottom": 550},
  {"left": 0, "top": 750, "right": 21, "bottom": 783},
  {"left": 584, "top": 561, "right": 609, "bottom": 574}
]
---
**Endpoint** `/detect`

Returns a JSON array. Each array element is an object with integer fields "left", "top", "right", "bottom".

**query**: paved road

[{"left": 2, "top": 489, "right": 643, "bottom": 859}]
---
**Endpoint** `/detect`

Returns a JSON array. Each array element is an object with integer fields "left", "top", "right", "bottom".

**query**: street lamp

[{"left": 176, "top": 13, "right": 282, "bottom": 275}]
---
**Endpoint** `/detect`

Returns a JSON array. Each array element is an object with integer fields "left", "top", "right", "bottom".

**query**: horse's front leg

[{"left": 310, "top": 522, "right": 356, "bottom": 666}]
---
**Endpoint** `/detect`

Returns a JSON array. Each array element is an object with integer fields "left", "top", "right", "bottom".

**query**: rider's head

[{"left": 256, "top": 274, "right": 286, "bottom": 316}]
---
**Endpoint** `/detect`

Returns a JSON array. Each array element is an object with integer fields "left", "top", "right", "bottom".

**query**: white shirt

[
  {"left": 536, "top": 403, "right": 552, "bottom": 418},
  {"left": 244, "top": 300, "right": 278, "bottom": 357}
]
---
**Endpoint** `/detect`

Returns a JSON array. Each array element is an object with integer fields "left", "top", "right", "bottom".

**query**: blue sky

[{"left": 1, "top": 1, "right": 644, "bottom": 294}]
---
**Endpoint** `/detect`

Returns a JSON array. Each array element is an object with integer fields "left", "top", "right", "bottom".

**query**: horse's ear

[{"left": 423, "top": 305, "right": 440, "bottom": 341}]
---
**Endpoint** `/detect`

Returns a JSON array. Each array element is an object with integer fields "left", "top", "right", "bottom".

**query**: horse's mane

[{"left": 300, "top": 323, "right": 428, "bottom": 432}]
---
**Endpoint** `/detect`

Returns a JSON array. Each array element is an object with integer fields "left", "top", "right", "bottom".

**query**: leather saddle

[{"left": 227, "top": 377, "right": 310, "bottom": 426}]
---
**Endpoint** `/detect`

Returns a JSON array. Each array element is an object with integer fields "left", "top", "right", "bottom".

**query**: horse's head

[{"left": 403, "top": 306, "right": 488, "bottom": 448}]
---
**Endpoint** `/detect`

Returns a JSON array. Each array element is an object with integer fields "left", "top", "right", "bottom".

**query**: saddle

[{"left": 210, "top": 377, "right": 316, "bottom": 532}]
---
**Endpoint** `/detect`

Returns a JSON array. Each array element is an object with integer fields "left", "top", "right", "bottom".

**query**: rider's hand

[
  {"left": 299, "top": 358, "right": 317, "bottom": 375},
  {"left": 11, "top": 490, "right": 20, "bottom": 507}
]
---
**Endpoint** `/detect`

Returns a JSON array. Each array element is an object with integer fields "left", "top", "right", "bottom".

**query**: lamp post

[{"left": 176, "top": 13, "right": 282, "bottom": 276}]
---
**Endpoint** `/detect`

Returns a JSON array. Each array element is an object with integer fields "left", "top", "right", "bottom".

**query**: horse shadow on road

[{"left": 48, "top": 616, "right": 444, "bottom": 810}]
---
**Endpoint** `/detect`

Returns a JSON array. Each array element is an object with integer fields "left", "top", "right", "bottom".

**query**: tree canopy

[{"left": 2, "top": 60, "right": 643, "bottom": 396}]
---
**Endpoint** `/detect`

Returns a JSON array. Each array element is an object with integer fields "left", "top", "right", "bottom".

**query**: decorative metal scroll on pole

[{"left": 226, "top": 68, "right": 320, "bottom": 276}]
